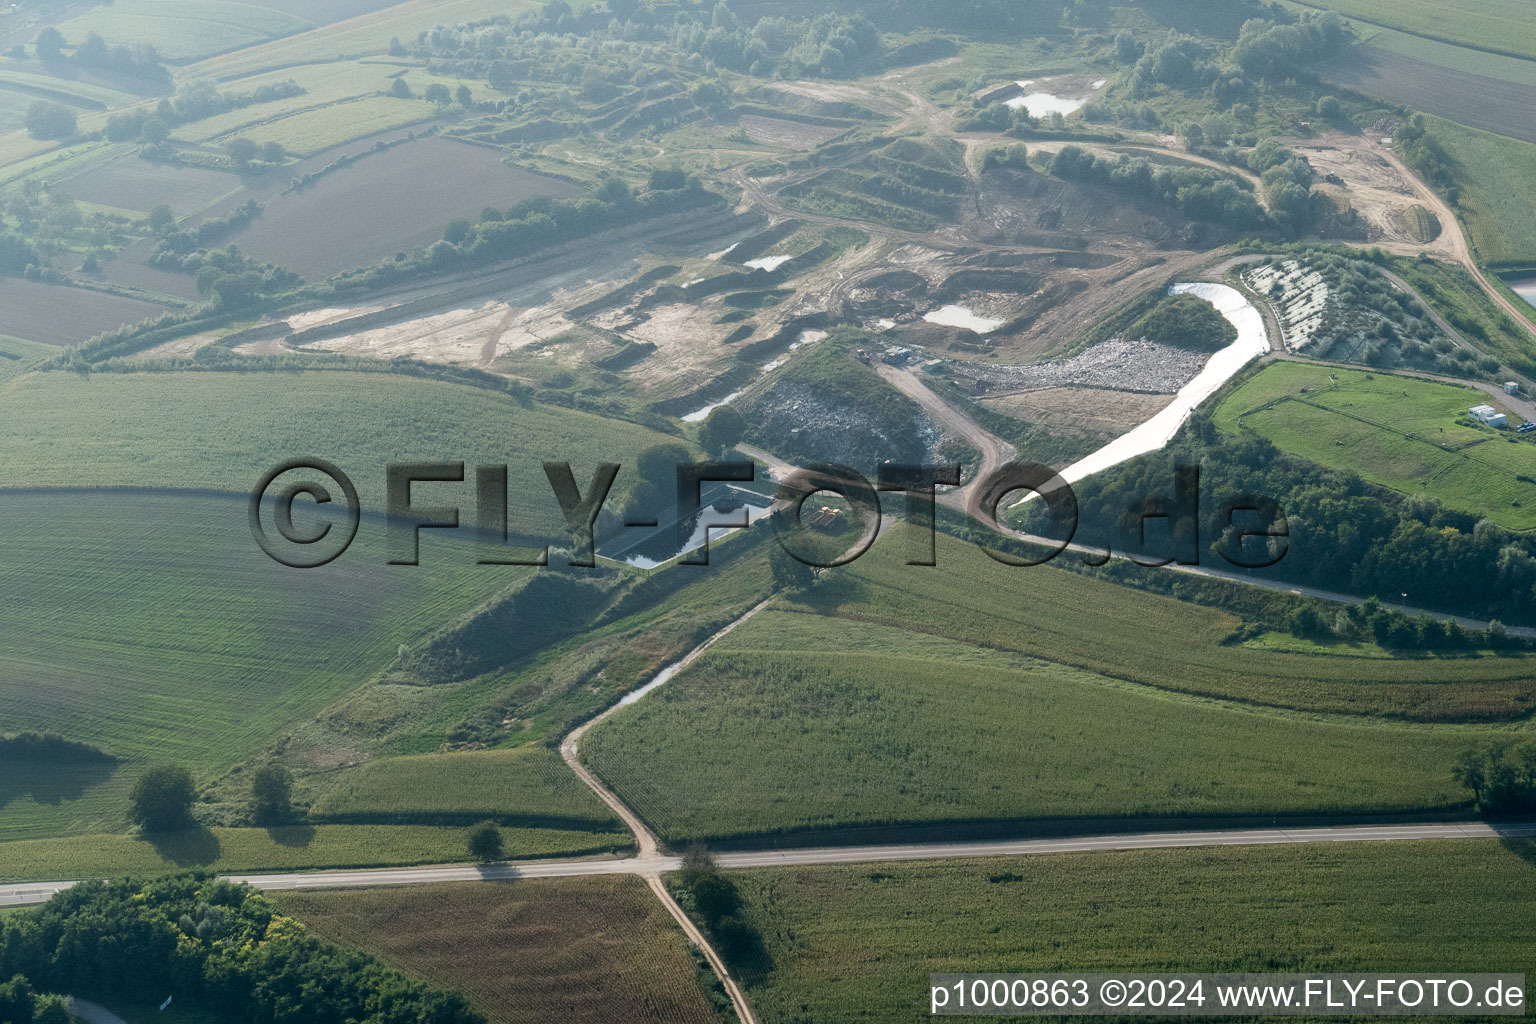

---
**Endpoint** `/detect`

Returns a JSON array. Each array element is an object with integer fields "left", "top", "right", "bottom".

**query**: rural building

[
  {"left": 805, "top": 505, "right": 845, "bottom": 531},
  {"left": 1469, "top": 404, "right": 1508, "bottom": 428},
  {"left": 1505, "top": 381, "right": 1521, "bottom": 395}
]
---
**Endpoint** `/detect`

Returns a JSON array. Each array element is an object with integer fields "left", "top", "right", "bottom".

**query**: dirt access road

[
  {"left": 559, "top": 598, "right": 776, "bottom": 1024},
  {"left": 8, "top": 822, "right": 1533, "bottom": 908},
  {"left": 1325, "top": 133, "right": 1536, "bottom": 338},
  {"left": 875, "top": 361, "right": 1016, "bottom": 519}
]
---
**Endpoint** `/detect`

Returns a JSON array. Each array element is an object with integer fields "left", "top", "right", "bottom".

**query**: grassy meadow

[
  {"left": 277, "top": 878, "right": 724, "bottom": 1024},
  {"left": 1423, "top": 116, "right": 1536, "bottom": 267},
  {"left": 726, "top": 839, "right": 1536, "bottom": 1022},
  {"left": 1213, "top": 362, "right": 1536, "bottom": 531},
  {"left": 584, "top": 608, "right": 1505, "bottom": 846}
]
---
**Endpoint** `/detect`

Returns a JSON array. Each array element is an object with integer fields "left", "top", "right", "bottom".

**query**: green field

[
  {"left": 0, "top": 491, "right": 517, "bottom": 840},
  {"left": 0, "top": 369, "right": 684, "bottom": 524},
  {"left": 725, "top": 839, "right": 1536, "bottom": 1022},
  {"left": 1287, "top": 0, "right": 1536, "bottom": 60},
  {"left": 0, "top": 366, "right": 688, "bottom": 847},
  {"left": 234, "top": 94, "right": 434, "bottom": 155},
  {"left": 0, "top": 823, "right": 628, "bottom": 882},
  {"left": 278, "top": 878, "right": 723, "bottom": 1024},
  {"left": 309, "top": 746, "right": 620, "bottom": 830},
  {"left": 1421, "top": 116, "right": 1536, "bottom": 267},
  {"left": 1353, "top": 23, "right": 1536, "bottom": 84},
  {"left": 584, "top": 605, "right": 1507, "bottom": 846},
  {"left": 186, "top": 0, "right": 565, "bottom": 79},
  {"left": 1213, "top": 362, "right": 1536, "bottom": 531},
  {"left": 177, "top": 63, "right": 452, "bottom": 146},
  {"left": 58, "top": 0, "right": 315, "bottom": 61}
]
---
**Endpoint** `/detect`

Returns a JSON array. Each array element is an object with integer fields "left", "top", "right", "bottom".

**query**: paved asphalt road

[{"left": 5, "top": 821, "right": 1532, "bottom": 908}]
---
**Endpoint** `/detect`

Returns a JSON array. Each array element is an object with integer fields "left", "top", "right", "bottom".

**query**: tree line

[
  {"left": 1453, "top": 743, "right": 1536, "bottom": 814},
  {"left": 33, "top": 26, "right": 168, "bottom": 83},
  {"left": 1048, "top": 145, "right": 1267, "bottom": 231},
  {"left": 0, "top": 874, "right": 483, "bottom": 1023},
  {"left": 1051, "top": 417, "right": 1536, "bottom": 628}
]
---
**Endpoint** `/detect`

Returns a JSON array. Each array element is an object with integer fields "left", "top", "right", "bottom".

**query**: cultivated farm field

[
  {"left": 584, "top": 608, "right": 1506, "bottom": 846},
  {"left": 0, "top": 369, "right": 684, "bottom": 524},
  {"left": 54, "top": 159, "right": 241, "bottom": 216},
  {"left": 0, "top": 491, "right": 511, "bottom": 840},
  {"left": 57, "top": 0, "right": 315, "bottom": 62},
  {"left": 229, "top": 94, "right": 432, "bottom": 158},
  {"left": 1321, "top": 47, "right": 1536, "bottom": 144},
  {"left": 1290, "top": 0, "right": 1536, "bottom": 60},
  {"left": 1214, "top": 362, "right": 1536, "bottom": 530},
  {"left": 727, "top": 839, "right": 1536, "bottom": 1022},
  {"left": 0, "top": 824, "right": 627, "bottom": 883},
  {"left": 0, "top": 279, "right": 166, "bottom": 345},
  {"left": 226, "top": 137, "right": 581, "bottom": 276},
  {"left": 309, "top": 746, "right": 621, "bottom": 831},
  {"left": 185, "top": 0, "right": 556, "bottom": 80},
  {"left": 277, "top": 878, "right": 724, "bottom": 1024}
]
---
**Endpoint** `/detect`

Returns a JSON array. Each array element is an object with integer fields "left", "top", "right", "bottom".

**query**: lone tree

[
  {"left": 26, "top": 101, "right": 76, "bottom": 140},
  {"left": 697, "top": 404, "right": 746, "bottom": 457},
  {"left": 455, "top": 84, "right": 473, "bottom": 107},
  {"left": 424, "top": 83, "right": 451, "bottom": 105},
  {"left": 250, "top": 764, "right": 293, "bottom": 824},
  {"left": 140, "top": 117, "right": 170, "bottom": 144},
  {"left": 389, "top": 77, "right": 413, "bottom": 99},
  {"left": 259, "top": 141, "right": 285, "bottom": 164},
  {"left": 467, "top": 820, "right": 503, "bottom": 863},
  {"left": 35, "top": 27, "right": 65, "bottom": 61},
  {"left": 227, "top": 137, "right": 257, "bottom": 167},
  {"left": 130, "top": 764, "right": 196, "bottom": 832}
]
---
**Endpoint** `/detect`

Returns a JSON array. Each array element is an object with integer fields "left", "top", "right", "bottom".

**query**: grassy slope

[
  {"left": 584, "top": 608, "right": 1500, "bottom": 845},
  {"left": 276, "top": 878, "right": 723, "bottom": 1024},
  {"left": 1423, "top": 117, "right": 1536, "bottom": 267},
  {"left": 0, "top": 824, "right": 629, "bottom": 883},
  {"left": 729, "top": 839, "right": 1536, "bottom": 1023},
  {"left": 1213, "top": 362, "right": 1536, "bottom": 531},
  {"left": 0, "top": 369, "right": 684, "bottom": 525}
]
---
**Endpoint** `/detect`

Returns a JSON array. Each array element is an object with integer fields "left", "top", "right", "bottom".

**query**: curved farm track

[{"left": 561, "top": 599, "right": 778, "bottom": 1024}]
